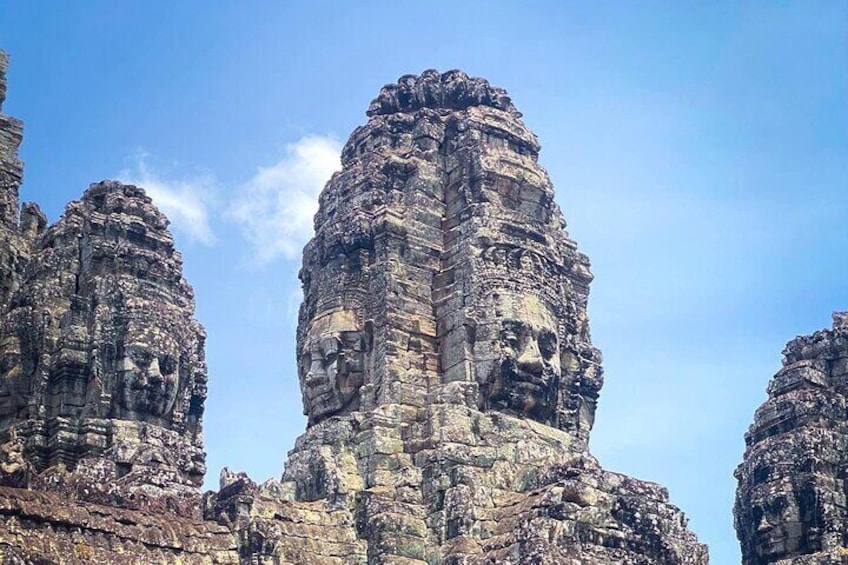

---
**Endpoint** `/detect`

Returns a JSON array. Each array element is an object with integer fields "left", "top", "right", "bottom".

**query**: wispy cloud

[
  {"left": 227, "top": 135, "right": 342, "bottom": 264},
  {"left": 118, "top": 153, "right": 216, "bottom": 245}
]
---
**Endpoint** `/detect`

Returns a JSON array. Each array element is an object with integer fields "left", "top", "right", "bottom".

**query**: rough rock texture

[
  {"left": 209, "top": 70, "right": 707, "bottom": 564},
  {"left": 0, "top": 50, "right": 235, "bottom": 563},
  {"left": 735, "top": 312, "right": 848, "bottom": 565},
  {"left": 0, "top": 486, "right": 237, "bottom": 564},
  {"left": 0, "top": 180, "right": 208, "bottom": 511},
  {"left": 0, "top": 51, "right": 22, "bottom": 234},
  {"left": 0, "top": 51, "right": 40, "bottom": 314},
  {"left": 0, "top": 56, "right": 707, "bottom": 564}
]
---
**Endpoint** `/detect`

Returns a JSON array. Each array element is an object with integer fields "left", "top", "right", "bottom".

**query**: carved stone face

[
  {"left": 0, "top": 336, "right": 21, "bottom": 385},
  {"left": 747, "top": 477, "right": 806, "bottom": 560},
  {"left": 483, "top": 295, "right": 560, "bottom": 421},
  {"left": 0, "top": 335, "right": 22, "bottom": 419},
  {"left": 299, "top": 310, "right": 367, "bottom": 424},
  {"left": 117, "top": 341, "right": 180, "bottom": 420}
]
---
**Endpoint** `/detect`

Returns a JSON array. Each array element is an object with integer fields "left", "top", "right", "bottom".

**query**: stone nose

[
  {"left": 147, "top": 358, "right": 163, "bottom": 383},
  {"left": 756, "top": 513, "right": 771, "bottom": 532},
  {"left": 305, "top": 359, "right": 325, "bottom": 385},
  {"left": 517, "top": 341, "right": 544, "bottom": 374}
]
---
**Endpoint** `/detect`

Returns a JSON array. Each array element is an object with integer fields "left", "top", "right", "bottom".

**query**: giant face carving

[
  {"left": 116, "top": 332, "right": 181, "bottom": 422},
  {"left": 0, "top": 335, "right": 22, "bottom": 421},
  {"left": 481, "top": 294, "right": 561, "bottom": 422},
  {"left": 299, "top": 309, "right": 368, "bottom": 425},
  {"left": 746, "top": 476, "right": 807, "bottom": 560}
]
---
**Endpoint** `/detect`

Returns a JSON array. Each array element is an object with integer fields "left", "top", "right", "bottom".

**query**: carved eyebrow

[
  {"left": 128, "top": 348, "right": 154, "bottom": 362},
  {"left": 501, "top": 320, "right": 526, "bottom": 333},
  {"left": 318, "top": 336, "right": 342, "bottom": 353}
]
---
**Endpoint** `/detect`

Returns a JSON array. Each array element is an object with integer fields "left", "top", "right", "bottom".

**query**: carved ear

[
  {"left": 364, "top": 321, "right": 374, "bottom": 352},
  {"left": 464, "top": 317, "right": 477, "bottom": 347}
]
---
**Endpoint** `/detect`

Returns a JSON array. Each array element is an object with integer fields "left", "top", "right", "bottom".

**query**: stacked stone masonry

[{"left": 0, "top": 52, "right": 714, "bottom": 563}]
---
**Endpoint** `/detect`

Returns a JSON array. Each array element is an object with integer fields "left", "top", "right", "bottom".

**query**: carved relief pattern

[{"left": 0, "top": 58, "right": 707, "bottom": 564}]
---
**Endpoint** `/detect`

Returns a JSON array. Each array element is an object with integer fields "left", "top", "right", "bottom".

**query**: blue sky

[{"left": 2, "top": 2, "right": 846, "bottom": 562}]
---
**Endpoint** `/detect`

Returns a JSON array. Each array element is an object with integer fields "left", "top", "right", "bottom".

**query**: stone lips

[{"left": 735, "top": 312, "right": 848, "bottom": 565}]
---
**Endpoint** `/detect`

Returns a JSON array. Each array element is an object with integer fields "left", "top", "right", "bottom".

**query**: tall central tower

[
  {"left": 298, "top": 71, "right": 600, "bottom": 441},
  {"left": 217, "top": 71, "right": 708, "bottom": 564}
]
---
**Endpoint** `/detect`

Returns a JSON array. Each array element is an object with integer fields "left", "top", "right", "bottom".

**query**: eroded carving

[
  {"left": 269, "top": 70, "right": 706, "bottom": 564},
  {"left": 115, "top": 325, "right": 182, "bottom": 422},
  {"left": 749, "top": 478, "right": 808, "bottom": 559},
  {"left": 0, "top": 181, "right": 207, "bottom": 497},
  {"left": 736, "top": 312, "right": 848, "bottom": 564},
  {"left": 477, "top": 294, "right": 560, "bottom": 422},
  {"left": 299, "top": 308, "right": 369, "bottom": 424},
  {"left": 0, "top": 61, "right": 707, "bottom": 564}
]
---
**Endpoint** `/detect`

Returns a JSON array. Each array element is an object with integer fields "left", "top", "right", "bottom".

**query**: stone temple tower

[
  {"left": 735, "top": 312, "right": 848, "bottom": 565},
  {"left": 297, "top": 70, "right": 601, "bottom": 444},
  {"left": 211, "top": 71, "right": 708, "bottom": 564},
  {"left": 0, "top": 54, "right": 708, "bottom": 563},
  {"left": 0, "top": 58, "right": 208, "bottom": 506},
  {"left": 0, "top": 181, "right": 209, "bottom": 510},
  {"left": 0, "top": 51, "right": 230, "bottom": 563},
  {"left": 0, "top": 56, "right": 206, "bottom": 500}
]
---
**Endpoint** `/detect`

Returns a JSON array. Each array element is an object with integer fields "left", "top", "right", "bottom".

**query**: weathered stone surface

[
  {"left": 0, "top": 486, "right": 238, "bottom": 564},
  {"left": 0, "top": 179, "right": 209, "bottom": 512},
  {"left": 215, "top": 70, "right": 706, "bottom": 564},
  {"left": 0, "top": 51, "right": 36, "bottom": 314},
  {"left": 0, "top": 50, "right": 22, "bottom": 233},
  {"left": 206, "top": 468, "right": 366, "bottom": 564},
  {"left": 735, "top": 312, "right": 848, "bottom": 565},
  {"left": 365, "top": 71, "right": 519, "bottom": 118},
  {"left": 0, "top": 57, "right": 707, "bottom": 564}
]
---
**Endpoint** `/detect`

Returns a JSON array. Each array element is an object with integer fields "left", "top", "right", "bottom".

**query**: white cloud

[
  {"left": 227, "top": 135, "right": 342, "bottom": 264},
  {"left": 118, "top": 153, "right": 216, "bottom": 245}
]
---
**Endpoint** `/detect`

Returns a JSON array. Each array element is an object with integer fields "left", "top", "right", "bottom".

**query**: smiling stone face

[
  {"left": 117, "top": 341, "right": 181, "bottom": 421},
  {"left": 0, "top": 335, "right": 22, "bottom": 420},
  {"left": 480, "top": 294, "right": 561, "bottom": 422},
  {"left": 747, "top": 477, "right": 807, "bottom": 560},
  {"left": 299, "top": 309, "right": 368, "bottom": 425}
]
